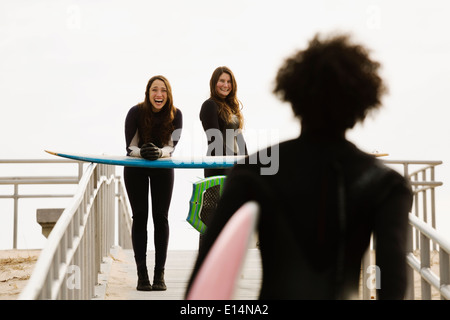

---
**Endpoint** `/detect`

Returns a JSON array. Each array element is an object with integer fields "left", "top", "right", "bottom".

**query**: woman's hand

[{"left": 140, "top": 143, "right": 163, "bottom": 160}]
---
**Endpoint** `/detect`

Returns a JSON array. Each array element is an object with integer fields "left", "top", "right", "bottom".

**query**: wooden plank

[{"left": 104, "top": 247, "right": 261, "bottom": 300}]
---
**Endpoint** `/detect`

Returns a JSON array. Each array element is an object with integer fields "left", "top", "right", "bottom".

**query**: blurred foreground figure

[{"left": 187, "top": 33, "right": 413, "bottom": 300}]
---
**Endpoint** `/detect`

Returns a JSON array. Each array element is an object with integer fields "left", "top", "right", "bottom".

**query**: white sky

[{"left": 1, "top": 0, "right": 450, "bottom": 249}]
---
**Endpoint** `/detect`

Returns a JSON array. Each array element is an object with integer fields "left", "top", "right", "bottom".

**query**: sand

[{"left": 0, "top": 249, "right": 41, "bottom": 300}]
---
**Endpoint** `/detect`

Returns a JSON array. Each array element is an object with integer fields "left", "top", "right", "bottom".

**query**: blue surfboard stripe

[{"left": 46, "top": 150, "right": 245, "bottom": 169}]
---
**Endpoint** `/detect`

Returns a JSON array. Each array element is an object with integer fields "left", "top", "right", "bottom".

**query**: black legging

[{"left": 124, "top": 166, "right": 174, "bottom": 271}]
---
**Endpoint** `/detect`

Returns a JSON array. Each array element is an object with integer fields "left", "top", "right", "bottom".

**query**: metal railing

[
  {"left": 0, "top": 159, "right": 133, "bottom": 251},
  {"left": 361, "top": 160, "right": 447, "bottom": 300},
  {"left": 406, "top": 214, "right": 450, "bottom": 300},
  {"left": 384, "top": 160, "right": 449, "bottom": 299},
  {"left": 0, "top": 158, "right": 132, "bottom": 299},
  {"left": 0, "top": 159, "right": 84, "bottom": 249},
  {"left": 16, "top": 161, "right": 133, "bottom": 300},
  {"left": 117, "top": 177, "right": 133, "bottom": 250},
  {"left": 20, "top": 163, "right": 116, "bottom": 299},
  {"left": 384, "top": 160, "right": 443, "bottom": 245}
]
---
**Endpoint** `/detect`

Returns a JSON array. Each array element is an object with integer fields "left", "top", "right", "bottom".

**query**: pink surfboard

[{"left": 186, "top": 201, "right": 260, "bottom": 300}]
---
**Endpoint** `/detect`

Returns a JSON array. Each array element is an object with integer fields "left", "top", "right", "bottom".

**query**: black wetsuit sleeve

[
  {"left": 124, "top": 105, "right": 140, "bottom": 156},
  {"left": 237, "top": 130, "right": 248, "bottom": 156},
  {"left": 199, "top": 99, "right": 225, "bottom": 156},
  {"left": 172, "top": 108, "right": 183, "bottom": 149},
  {"left": 373, "top": 179, "right": 412, "bottom": 299}
]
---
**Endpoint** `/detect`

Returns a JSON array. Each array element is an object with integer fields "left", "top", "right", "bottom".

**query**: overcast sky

[{"left": 1, "top": 0, "right": 450, "bottom": 249}]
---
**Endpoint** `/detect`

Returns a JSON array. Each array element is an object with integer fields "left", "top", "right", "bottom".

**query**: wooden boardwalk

[
  {"left": 1, "top": 247, "right": 441, "bottom": 300},
  {"left": 100, "top": 247, "right": 442, "bottom": 300},
  {"left": 103, "top": 246, "right": 262, "bottom": 300}
]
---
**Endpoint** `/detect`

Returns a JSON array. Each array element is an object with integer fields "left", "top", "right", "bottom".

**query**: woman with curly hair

[
  {"left": 124, "top": 75, "right": 182, "bottom": 291},
  {"left": 187, "top": 34, "right": 413, "bottom": 299}
]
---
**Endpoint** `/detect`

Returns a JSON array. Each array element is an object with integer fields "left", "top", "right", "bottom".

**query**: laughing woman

[{"left": 124, "top": 75, "right": 182, "bottom": 291}]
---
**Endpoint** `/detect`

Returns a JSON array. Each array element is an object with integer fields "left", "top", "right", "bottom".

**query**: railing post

[
  {"left": 440, "top": 250, "right": 450, "bottom": 300},
  {"left": 405, "top": 224, "right": 415, "bottom": 299},
  {"left": 413, "top": 173, "right": 420, "bottom": 250},
  {"left": 117, "top": 177, "right": 133, "bottom": 250},
  {"left": 402, "top": 163, "right": 409, "bottom": 181},
  {"left": 422, "top": 171, "right": 428, "bottom": 224},
  {"left": 420, "top": 233, "right": 431, "bottom": 299},
  {"left": 77, "top": 162, "right": 83, "bottom": 182},
  {"left": 13, "top": 183, "right": 18, "bottom": 249},
  {"left": 430, "top": 167, "right": 437, "bottom": 250}
]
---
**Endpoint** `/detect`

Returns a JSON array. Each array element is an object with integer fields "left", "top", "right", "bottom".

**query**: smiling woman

[
  {"left": 197, "top": 66, "right": 249, "bottom": 251},
  {"left": 199, "top": 66, "right": 248, "bottom": 178},
  {"left": 123, "top": 75, "right": 183, "bottom": 292}
]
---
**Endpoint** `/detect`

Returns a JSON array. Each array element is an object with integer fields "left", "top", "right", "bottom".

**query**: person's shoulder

[
  {"left": 375, "top": 159, "right": 410, "bottom": 186},
  {"left": 345, "top": 144, "right": 402, "bottom": 181},
  {"left": 127, "top": 104, "right": 141, "bottom": 114},
  {"left": 200, "top": 98, "right": 219, "bottom": 119},
  {"left": 201, "top": 98, "right": 218, "bottom": 110},
  {"left": 125, "top": 104, "right": 141, "bottom": 120},
  {"left": 352, "top": 155, "right": 412, "bottom": 200},
  {"left": 130, "top": 104, "right": 140, "bottom": 111},
  {"left": 231, "top": 141, "right": 284, "bottom": 174},
  {"left": 242, "top": 139, "right": 296, "bottom": 165},
  {"left": 173, "top": 107, "right": 183, "bottom": 126},
  {"left": 174, "top": 107, "right": 183, "bottom": 117}
]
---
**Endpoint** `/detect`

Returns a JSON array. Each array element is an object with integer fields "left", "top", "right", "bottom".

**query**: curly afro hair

[{"left": 274, "top": 33, "right": 386, "bottom": 132}]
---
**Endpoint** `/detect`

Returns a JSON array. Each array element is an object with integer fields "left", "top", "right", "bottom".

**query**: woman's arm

[
  {"left": 124, "top": 105, "right": 141, "bottom": 156},
  {"left": 160, "top": 108, "right": 183, "bottom": 157},
  {"left": 373, "top": 180, "right": 413, "bottom": 299},
  {"left": 200, "top": 99, "right": 225, "bottom": 156}
]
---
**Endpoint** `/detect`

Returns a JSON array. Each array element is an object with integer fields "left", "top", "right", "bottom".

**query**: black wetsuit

[
  {"left": 187, "top": 132, "right": 413, "bottom": 299},
  {"left": 199, "top": 98, "right": 247, "bottom": 177},
  {"left": 124, "top": 105, "right": 183, "bottom": 271},
  {"left": 198, "top": 98, "right": 247, "bottom": 251}
]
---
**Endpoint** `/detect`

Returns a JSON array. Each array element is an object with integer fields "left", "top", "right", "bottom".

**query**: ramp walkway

[
  {"left": 101, "top": 247, "right": 445, "bottom": 300},
  {"left": 103, "top": 247, "right": 262, "bottom": 300}
]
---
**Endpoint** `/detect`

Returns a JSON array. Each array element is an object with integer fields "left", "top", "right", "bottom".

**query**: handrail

[
  {"left": 116, "top": 176, "right": 133, "bottom": 250},
  {"left": 383, "top": 159, "right": 443, "bottom": 247},
  {"left": 361, "top": 159, "right": 444, "bottom": 300},
  {"left": 0, "top": 158, "right": 84, "bottom": 178},
  {"left": 406, "top": 214, "right": 450, "bottom": 300},
  {"left": 0, "top": 159, "right": 84, "bottom": 249},
  {"left": 19, "top": 163, "right": 116, "bottom": 299}
]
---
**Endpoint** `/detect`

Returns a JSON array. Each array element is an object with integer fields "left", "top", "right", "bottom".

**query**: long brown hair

[
  {"left": 138, "top": 75, "right": 177, "bottom": 147},
  {"left": 209, "top": 66, "right": 244, "bottom": 129}
]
